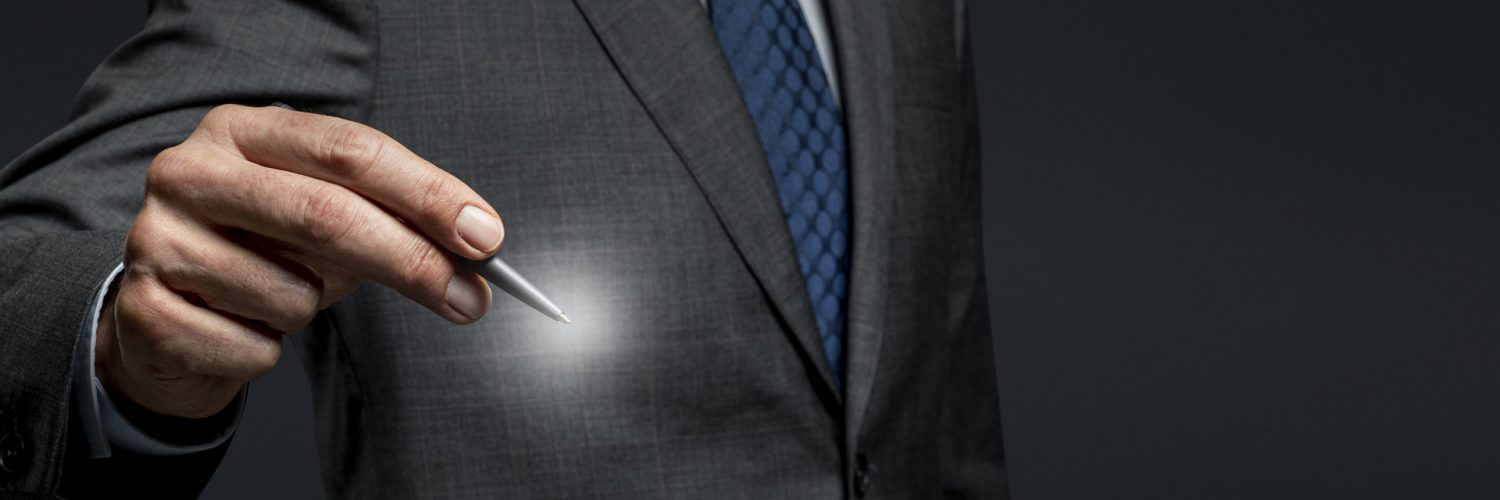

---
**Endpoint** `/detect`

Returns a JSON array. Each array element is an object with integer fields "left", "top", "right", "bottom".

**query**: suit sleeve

[
  {"left": 939, "top": 2, "right": 1011, "bottom": 495},
  {"left": 0, "top": 0, "right": 376, "bottom": 496}
]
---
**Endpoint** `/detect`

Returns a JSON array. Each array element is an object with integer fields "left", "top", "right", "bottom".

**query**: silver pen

[
  {"left": 272, "top": 102, "right": 570, "bottom": 324},
  {"left": 469, "top": 257, "right": 571, "bottom": 324}
]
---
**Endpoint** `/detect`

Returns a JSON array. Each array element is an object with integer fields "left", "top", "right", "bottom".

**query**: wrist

[
  {"left": 102, "top": 361, "right": 244, "bottom": 419},
  {"left": 95, "top": 377, "right": 247, "bottom": 452},
  {"left": 98, "top": 380, "right": 245, "bottom": 446}
]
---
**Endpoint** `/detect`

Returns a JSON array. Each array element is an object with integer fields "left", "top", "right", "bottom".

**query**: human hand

[{"left": 98, "top": 104, "right": 502, "bottom": 418}]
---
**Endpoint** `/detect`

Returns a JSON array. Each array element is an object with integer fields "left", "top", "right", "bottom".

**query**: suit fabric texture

[{"left": 0, "top": 0, "right": 1004, "bottom": 498}]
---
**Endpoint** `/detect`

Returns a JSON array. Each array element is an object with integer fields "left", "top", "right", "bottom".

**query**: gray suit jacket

[{"left": 0, "top": 0, "right": 1003, "bottom": 497}]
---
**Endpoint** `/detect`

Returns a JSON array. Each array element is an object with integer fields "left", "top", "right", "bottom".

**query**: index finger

[{"left": 198, "top": 104, "right": 504, "bottom": 261}]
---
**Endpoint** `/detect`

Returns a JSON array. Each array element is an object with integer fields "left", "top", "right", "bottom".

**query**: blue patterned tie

[{"left": 711, "top": 0, "right": 851, "bottom": 385}]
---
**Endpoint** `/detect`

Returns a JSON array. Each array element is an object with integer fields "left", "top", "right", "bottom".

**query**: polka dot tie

[{"left": 711, "top": 0, "right": 850, "bottom": 385}]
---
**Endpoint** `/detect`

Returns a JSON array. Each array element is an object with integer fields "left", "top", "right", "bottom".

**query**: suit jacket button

[
  {"left": 853, "top": 452, "right": 874, "bottom": 497},
  {"left": 0, "top": 432, "right": 28, "bottom": 476}
]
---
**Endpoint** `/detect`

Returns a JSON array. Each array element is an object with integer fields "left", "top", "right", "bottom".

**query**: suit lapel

[
  {"left": 823, "top": 0, "right": 897, "bottom": 442},
  {"left": 572, "top": 0, "right": 842, "bottom": 402}
]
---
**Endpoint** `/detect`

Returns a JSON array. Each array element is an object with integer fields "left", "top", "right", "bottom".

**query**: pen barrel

[{"left": 474, "top": 257, "right": 566, "bottom": 321}]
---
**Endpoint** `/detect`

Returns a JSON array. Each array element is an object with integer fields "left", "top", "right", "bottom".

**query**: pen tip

[{"left": 558, "top": 313, "right": 572, "bottom": 325}]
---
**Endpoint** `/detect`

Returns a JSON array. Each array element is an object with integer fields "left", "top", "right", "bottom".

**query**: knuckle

[
  {"left": 126, "top": 210, "right": 196, "bottom": 284},
  {"left": 112, "top": 279, "right": 154, "bottom": 336},
  {"left": 123, "top": 218, "right": 159, "bottom": 264},
  {"left": 415, "top": 173, "right": 458, "bottom": 220},
  {"left": 145, "top": 146, "right": 195, "bottom": 195},
  {"left": 117, "top": 281, "right": 191, "bottom": 368},
  {"left": 205, "top": 103, "right": 249, "bottom": 124},
  {"left": 243, "top": 338, "right": 282, "bottom": 379},
  {"left": 115, "top": 274, "right": 164, "bottom": 335},
  {"left": 291, "top": 282, "right": 323, "bottom": 323},
  {"left": 297, "top": 184, "right": 363, "bottom": 246},
  {"left": 268, "top": 283, "right": 320, "bottom": 333},
  {"left": 399, "top": 241, "right": 452, "bottom": 294},
  {"left": 201, "top": 104, "right": 252, "bottom": 143},
  {"left": 319, "top": 121, "right": 386, "bottom": 179}
]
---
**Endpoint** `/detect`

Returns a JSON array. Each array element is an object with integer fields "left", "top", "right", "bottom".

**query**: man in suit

[{"left": 0, "top": 0, "right": 1003, "bottom": 497}]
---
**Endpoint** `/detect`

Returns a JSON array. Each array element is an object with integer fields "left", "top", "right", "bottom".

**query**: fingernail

[
  {"left": 456, "top": 205, "right": 502, "bottom": 253},
  {"left": 445, "top": 276, "right": 488, "bottom": 321}
]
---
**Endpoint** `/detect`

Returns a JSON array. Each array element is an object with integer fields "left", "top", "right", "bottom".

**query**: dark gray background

[{"left": 5, "top": 1, "right": 1498, "bottom": 499}]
